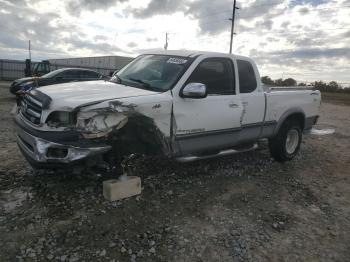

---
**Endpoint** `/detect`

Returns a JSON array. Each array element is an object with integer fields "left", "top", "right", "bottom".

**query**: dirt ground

[{"left": 0, "top": 81, "right": 349, "bottom": 262}]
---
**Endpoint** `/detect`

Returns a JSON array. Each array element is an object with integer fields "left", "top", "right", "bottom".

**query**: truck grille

[{"left": 20, "top": 95, "right": 43, "bottom": 125}]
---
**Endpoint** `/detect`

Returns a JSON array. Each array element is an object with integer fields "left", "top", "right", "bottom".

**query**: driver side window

[{"left": 186, "top": 58, "right": 235, "bottom": 95}]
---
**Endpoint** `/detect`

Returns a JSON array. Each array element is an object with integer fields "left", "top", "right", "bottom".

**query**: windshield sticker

[{"left": 167, "top": 58, "right": 188, "bottom": 64}]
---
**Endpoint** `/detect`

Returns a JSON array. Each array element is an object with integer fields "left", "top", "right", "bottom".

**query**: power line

[
  {"left": 178, "top": 3, "right": 350, "bottom": 44},
  {"left": 197, "top": 18, "right": 231, "bottom": 27},
  {"left": 175, "top": 26, "right": 350, "bottom": 43},
  {"left": 243, "top": 3, "right": 350, "bottom": 10},
  {"left": 189, "top": 4, "right": 350, "bottom": 23},
  {"left": 192, "top": 10, "right": 232, "bottom": 20},
  {"left": 236, "top": 26, "right": 350, "bottom": 36},
  {"left": 194, "top": 10, "right": 349, "bottom": 30},
  {"left": 174, "top": 24, "right": 350, "bottom": 46},
  {"left": 237, "top": 5, "right": 350, "bottom": 20},
  {"left": 241, "top": 2, "right": 285, "bottom": 8},
  {"left": 192, "top": 1, "right": 287, "bottom": 19},
  {"left": 173, "top": 2, "right": 350, "bottom": 52}
]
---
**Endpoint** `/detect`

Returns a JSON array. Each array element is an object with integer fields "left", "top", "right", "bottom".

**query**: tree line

[{"left": 261, "top": 76, "right": 350, "bottom": 93}]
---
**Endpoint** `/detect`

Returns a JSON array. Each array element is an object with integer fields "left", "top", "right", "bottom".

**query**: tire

[{"left": 268, "top": 120, "right": 302, "bottom": 162}]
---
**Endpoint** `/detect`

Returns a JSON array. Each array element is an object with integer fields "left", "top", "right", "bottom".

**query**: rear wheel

[{"left": 269, "top": 120, "right": 302, "bottom": 162}]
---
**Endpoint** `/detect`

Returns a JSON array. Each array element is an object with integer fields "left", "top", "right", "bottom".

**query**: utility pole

[
  {"left": 25, "top": 40, "right": 32, "bottom": 77},
  {"left": 229, "top": 0, "right": 239, "bottom": 54},
  {"left": 28, "top": 40, "right": 31, "bottom": 60},
  {"left": 164, "top": 32, "right": 169, "bottom": 50}
]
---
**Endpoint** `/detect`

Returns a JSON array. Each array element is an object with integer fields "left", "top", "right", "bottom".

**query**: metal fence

[
  {"left": 0, "top": 59, "right": 26, "bottom": 81},
  {"left": 0, "top": 59, "right": 117, "bottom": 81}
]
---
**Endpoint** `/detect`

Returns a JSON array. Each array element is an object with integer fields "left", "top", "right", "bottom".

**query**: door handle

[
  {"left": 310, "top": 92, "right": 319, "bottom": 96},
  {"left": 229, "top": 102, "right": 239, "bottom": 108}
]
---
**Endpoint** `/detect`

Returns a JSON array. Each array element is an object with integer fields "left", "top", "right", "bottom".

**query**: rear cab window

[{"left": 237, "top": 60, "right": 257, "bottom": 93}]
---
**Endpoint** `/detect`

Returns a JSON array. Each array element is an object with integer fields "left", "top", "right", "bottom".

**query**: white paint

[
  {"left": 237, "top": 55, "right": 265, "bottom": 125},
  {"left": 38, "top": 80, "right": 159, "bottom": 112},
  {"left": 174, "top": 94, "right": 243, "bottom": 134},
  {"left": 265, "top": 89, "right": 321, "bottom": 123}
]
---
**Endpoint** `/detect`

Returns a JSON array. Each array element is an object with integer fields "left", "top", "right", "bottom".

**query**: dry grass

[{"left": 321, "top": 92, "right": 350, "bottom": 106}]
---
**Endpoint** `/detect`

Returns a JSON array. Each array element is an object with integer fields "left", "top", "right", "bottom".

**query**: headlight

[
  {"left": 76, "top": 111, "right": 128, "bottom": 138},
  {"left": 19, "top": 81, "right": 35, "bottom": 92},
  {"left": 46, "top": 111, "right": 75, "bottom": 127}
]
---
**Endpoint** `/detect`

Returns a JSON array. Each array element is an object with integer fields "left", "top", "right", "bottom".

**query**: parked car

[
  {"left": 14, "top": 50, "right": 321, "bottom": 171},
  {"left": 9, "top": 68, "right": 105, "bottom": 95},
  {"left": 27, "top": 55, "right": 133, "bottom": 76}
]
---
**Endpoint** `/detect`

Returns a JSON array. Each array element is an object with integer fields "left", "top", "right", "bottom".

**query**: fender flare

[{"left": 273, "top": 107, "right": 306, "bottom": 136}]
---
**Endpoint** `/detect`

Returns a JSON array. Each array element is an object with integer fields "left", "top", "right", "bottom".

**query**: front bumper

[{"left": 15, "top": 118, "right": 111, "bottom": 168}]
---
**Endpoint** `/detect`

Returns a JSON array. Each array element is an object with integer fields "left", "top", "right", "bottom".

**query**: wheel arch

[
  {"left": 107, "top": 113, "right": 172, "bottom": 158},
  {"left": 273, "top": 108, "right": 306, "bottom": 136}
]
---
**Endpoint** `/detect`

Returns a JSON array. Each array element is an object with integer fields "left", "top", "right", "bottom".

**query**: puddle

[
  {"left": 310, "top": 128, "right": 335, "bottom": 136},
  {"left": 0, "top": 187, "right": 33, "bottom": 213}
]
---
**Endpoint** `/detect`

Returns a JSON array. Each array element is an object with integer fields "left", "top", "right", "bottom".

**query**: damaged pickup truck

[{"left": 14, "top": 50, "right": 321, "bottom": 171}]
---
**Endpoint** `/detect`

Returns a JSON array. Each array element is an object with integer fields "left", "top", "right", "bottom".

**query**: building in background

[{"left": 0, "top": 55, "right": 135, "bottom": 81}]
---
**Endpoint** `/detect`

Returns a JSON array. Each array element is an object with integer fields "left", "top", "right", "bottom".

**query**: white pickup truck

[{"left": 15, "top": 50, "right": 321, "bottom": 170}]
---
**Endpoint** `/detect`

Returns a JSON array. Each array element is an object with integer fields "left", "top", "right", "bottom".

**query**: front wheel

[{"left": 269, "top": 121, "right": 302, "bottom": 162}]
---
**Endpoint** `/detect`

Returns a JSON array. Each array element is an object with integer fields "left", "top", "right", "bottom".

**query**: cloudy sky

[{"left": 0, "top": 0, "right": 350, "bottom": 84}]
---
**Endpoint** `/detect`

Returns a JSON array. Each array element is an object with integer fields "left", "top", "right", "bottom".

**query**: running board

[{"left": 175, "top": 143, "right": 258, "bottom": 163}]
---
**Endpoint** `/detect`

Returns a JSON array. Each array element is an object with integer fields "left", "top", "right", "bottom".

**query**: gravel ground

[{"left": 0, "top": 81, "right": 349, "bottom": 262}]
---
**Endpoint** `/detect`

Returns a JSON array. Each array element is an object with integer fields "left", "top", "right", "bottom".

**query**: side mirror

[{"left": 181, "top": 83, "right": 207, "bottom": 99}]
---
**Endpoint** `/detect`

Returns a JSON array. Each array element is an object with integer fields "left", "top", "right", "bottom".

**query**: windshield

[{"left": 110, "top": 55, "right": 191, "bottom": 92}]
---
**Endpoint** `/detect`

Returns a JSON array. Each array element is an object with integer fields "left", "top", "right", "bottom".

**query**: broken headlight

[
  {"left": 46, "top": 111, "right": 75, "bottom": 127},
  {"left": 76, "top": 111, "right": 128, "bottom": 138}
]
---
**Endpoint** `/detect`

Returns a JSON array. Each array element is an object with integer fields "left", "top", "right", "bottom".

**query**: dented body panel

[
  {"left": 77, "top": 91, "right": 173, "bottom": 138},
  {"left": 14, "top": 50, "right": 321, "bottom": 169},
  {"left": 38, "top": 80, "right": 160, "bottom": 122}
]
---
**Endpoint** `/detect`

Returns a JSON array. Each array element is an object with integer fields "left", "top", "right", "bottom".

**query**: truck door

[
  {"left": 236, "top": 59, "right": 266, "bottom": 141},
  {"left": 173, "top": 57, "right": 243, "bottom": 155}
]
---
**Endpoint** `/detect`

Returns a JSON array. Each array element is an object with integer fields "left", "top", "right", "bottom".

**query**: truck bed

[{"left": 264, "top": 88, "right": 321, "bottom": 130}]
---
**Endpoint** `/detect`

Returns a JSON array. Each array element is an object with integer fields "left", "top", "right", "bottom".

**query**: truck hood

[{"left": 37, "top": 80, "right": 159, "bottom": 109}]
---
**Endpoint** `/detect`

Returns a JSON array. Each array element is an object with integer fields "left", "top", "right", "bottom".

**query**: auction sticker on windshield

[{"left": 167, "top": 58, "right": 188, "bottom": 64}]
